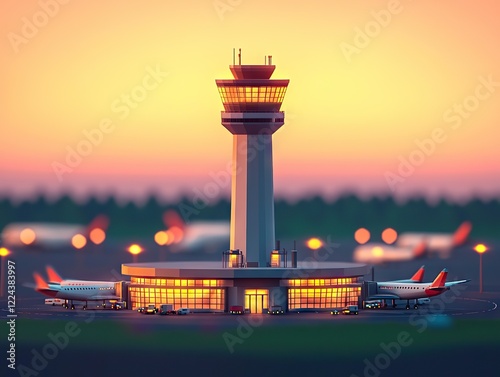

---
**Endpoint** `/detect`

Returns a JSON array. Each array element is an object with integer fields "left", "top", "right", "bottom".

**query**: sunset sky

[{"left": 1, "top": 0, "right": 499, "bottom": 203}]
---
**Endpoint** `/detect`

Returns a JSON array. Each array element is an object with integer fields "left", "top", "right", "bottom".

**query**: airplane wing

[
  {"left": 368, "top": 293, "right": 401, "bottom": 300},
  {"left": 445, "top": 279, "right": 470, "bottom": 287}
]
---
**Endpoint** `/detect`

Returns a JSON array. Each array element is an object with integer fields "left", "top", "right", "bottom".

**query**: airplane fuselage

[{"left": 377, "top": 281, "right": 447, "bottom": 299}]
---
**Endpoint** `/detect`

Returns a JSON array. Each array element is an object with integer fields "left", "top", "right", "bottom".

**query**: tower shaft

[{"left": 230, "top": 134, "right": 275, "bottom": 267}]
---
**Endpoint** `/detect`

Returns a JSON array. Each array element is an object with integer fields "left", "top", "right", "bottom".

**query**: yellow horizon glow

[{"left": 1, "top": 1, "right": 499, "bottom": 199}]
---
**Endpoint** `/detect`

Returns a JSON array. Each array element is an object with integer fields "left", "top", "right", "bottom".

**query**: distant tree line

[{"left": 0, "top": 194, "right": 498, "bottom": 239}]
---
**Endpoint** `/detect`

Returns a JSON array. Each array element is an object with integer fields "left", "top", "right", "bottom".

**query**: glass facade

[
  {"left": 129, "top": 278, "right": 226, "bottom": 311},
  {"left": 286, "top": 278, "right": 362, "bottom": 310},
  {"left": 218, "top": 85, "right": 287, "bottom": 104}
]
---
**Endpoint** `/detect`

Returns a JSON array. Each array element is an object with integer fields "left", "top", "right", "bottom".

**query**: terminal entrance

[{"left": 244, "top": 289, "right": 269, "bottom": 313}]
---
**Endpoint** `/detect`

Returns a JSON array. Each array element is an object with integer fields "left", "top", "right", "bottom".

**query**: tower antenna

[{"left": 238, "top": 48, "right": 241, "bottom": 65}]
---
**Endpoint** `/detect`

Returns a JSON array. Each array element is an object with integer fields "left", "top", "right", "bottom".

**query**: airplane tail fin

[
  {"left": 452, "top": 221, "right": 472, "bottom": 246},
  {"left": 87, "top": 215, "right": 109, "bottom": 232},
  {"left": 33, "top": 272, "right": 49, "bottom": 290},
  {"left": 413, "top": 242, "right": 427, "bottom": 258},
  {"left": 162, "top": 210, "right": 186, "bottom": 231},
  {"left": 410, "top": 265, "right": 425, "bottom": 282},
  {"left": 162, "top": 210, "right": 186, "bottom": 245},
  {"left": 46, "top": 265, "right": 63, "bottom": 283},
  {"left": 428, "top": 269, "right": 448, "bottom": 289}
]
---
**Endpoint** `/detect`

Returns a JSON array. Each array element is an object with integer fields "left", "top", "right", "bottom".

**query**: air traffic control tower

[{"left": 216, "top": 50, "right": 289, "bottom": 267}]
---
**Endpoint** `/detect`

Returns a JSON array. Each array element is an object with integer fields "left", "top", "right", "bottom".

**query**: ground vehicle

[
  {"left": 330, "top": 309, "right": 340, "bottom": 315},
  {"left": 229, "top": 305, "right": 244, "bottom": 314},
  {"left": 45, "top": 298, "right": 65, "bottom": 306},
  {"left": 177, "top": 308, "right": 190, "bottom": 315},
  {"left": 137, "top": 306, "right": 145, "bottom": 313},
  {"left": 143, "top": 304, "right": 158, "bottom": 314},
  {"left": 111, "top": 301, "right": 126, "bottom": 310},
  {"left": 342, "top": 305, "right": 359, "bottom": 315},
  {"left": 365, "top": 300, "right": 381, "bottom": 309},
  {"left": 268, "top": 305, "right": 284, "bottom": 315},
  {"left": 159, "top": 304, "right": 176, "bottom": 315}
]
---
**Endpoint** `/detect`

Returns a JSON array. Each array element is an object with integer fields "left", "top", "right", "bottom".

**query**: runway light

[
  {"left": 372, "top": 246, "right": 384, "bottom": 258},
  {"left": 128, "top": 244, "right": 143, "bottom": 255},
  {"left": 20, "top": 228, "right": 36, "bottom": 245},
  {"left": 381, "top": 228, "right": 398, "bottom": 244},
  {"left": 89, "top": 228, "right": 106, "bottom": 245},
  {"left": 354, "top": 228, "right": 370, "bottom": 244},
  {"left": 0, "top": 247, "right": 10, "bottom": 257},
  {"left": 71, "top": 234, "right": 87, "bottom": 249},
  {"left": 154, "top": 231, "right": 168, "bottom": 246},
  {"left": 306, "top": 237, "right": 323, "bottom": 250},
  {"left": 474, "top": 244, "right": 487, "bottom": 254}
]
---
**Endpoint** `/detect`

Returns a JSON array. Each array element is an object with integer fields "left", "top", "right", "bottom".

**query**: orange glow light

[
  {"left": 169, "top": 226, "right": 184, "bottom": 243},
  {"left": 128, "top": 244, "right": 143, "bottom": 255},
  {"left": 474, "top": 244, "right": 487, "bottom": 254},
  {"left": 306, "top": 238, "right": 323, "bottom": 250},
  {"left": 381, "top": 228, "right": 398, "bottom": 244},
  {"left": 89, "top": 228, "right": 106, "bottom": 245},
  {"left": 20, "top": 228, "right": 36, "bottom": 245},
  {"left": 354, "top": 228, "right": 370, "bottom": 244},
  {"left": 71, "top": 234, "right": 87, "bottom": 249},
  {"left": 0, "top": 247, "right": 10, "bottom": 257},
  {"left": 154, "top": 231, "right": 168, "bottom": 246}
]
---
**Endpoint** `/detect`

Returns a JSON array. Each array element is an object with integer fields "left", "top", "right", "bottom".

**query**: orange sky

[{"left": 1, "top": 0, "right": 499, "bottom": 203}]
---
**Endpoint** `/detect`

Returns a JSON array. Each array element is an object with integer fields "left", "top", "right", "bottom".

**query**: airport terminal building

[{"left": 122, "top": 261, "right": 370, "bottom": 313}]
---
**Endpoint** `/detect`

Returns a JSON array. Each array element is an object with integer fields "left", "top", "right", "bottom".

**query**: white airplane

[
  {"left": 33, "top": 266, "right": 120, "bottom": 310},
  {"left": 396, "top": 221, "right": 472, "bottom": 257},
  {"left": 354, "top": 242, "right": 427, "bottom": 264},
  {"left": 1, "top": 215, "right": 109, "bottom": 249},
  {"left": 154, "top": 210, "right": 229, "bottom": 252},
  {"left": 353, "top": 222, "right": 472, "bottom": 264},
  {"left": 369, "top": 268, "right": 470, "bottom": 310}
]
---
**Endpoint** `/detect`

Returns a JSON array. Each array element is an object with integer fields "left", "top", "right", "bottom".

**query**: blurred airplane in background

[
  {"left": 353, "top": 222, "right": 472, "bottom": 264},
  {"left": 396, "top": 221, "right": 472, "bottom": 257},
  {"left": 0, "top": 215, "right": 109, "bottom": 249},
  {"left": 154, "top": 210, "right": 229, "bottom": 253}
]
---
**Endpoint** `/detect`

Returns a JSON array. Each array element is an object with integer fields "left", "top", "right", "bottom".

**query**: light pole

[
  {"left": 0, "top": 247, "right": 11, "bottom": 297},
  {"left": 128, "top": 244, "right": 143, "bottom": 263},
  {"left": 474, "top": 244, "right": 487, "bottom": 293}
]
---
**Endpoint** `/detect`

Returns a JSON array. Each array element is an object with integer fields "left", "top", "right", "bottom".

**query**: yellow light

[
  {"left": 354, "top": 228, "right": 370, "bottom": 244},
  {"left": 20, "top": 228, "right": 36, "bottom": 245},
  {"left": 128, "top": 244, "right": 143, "bottom": 255},
  {"left": 372, "top": 246, "right": 384, "bottom": 257},
  {"left": 474, "top": 244, "right": 487, "bottom": 254},
  {"left": 381, "top": 228, "right": 398, "bottom": 244},
  {"left": 306, "top": 237, "right": 323, "bottom": 250},
  {"left": 71, "top": 234, "right": 87, "bottom": 249},
  {"left": 89, "top": 228, "right": 106, "bottom": 245},
  {"left": 154, "top": 231, "right": 168, "bottom": 246},
  {"left": 0, "top": 247, "right": 10, "bottom": 257}
]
